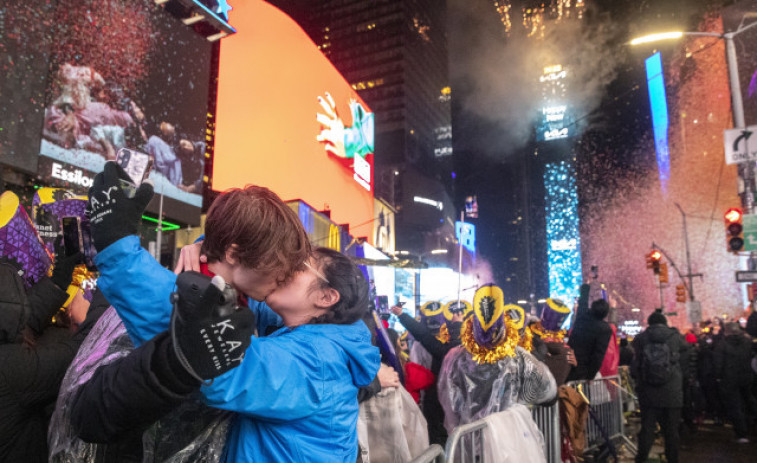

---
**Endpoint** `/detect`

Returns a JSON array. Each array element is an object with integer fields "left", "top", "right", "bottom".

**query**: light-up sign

[
  {"left": 414, "top": 196, "right": 444, "bottom": 210},
  {"left": 213, "top": 1, "right": 375, "bottom": 238},
  {"left": 645, "top": 52, "right": 670, "bottom": 192},
  {"left": 455, "top": 221, "right": 476, "bottom": 253},
  {"left": 537, "top": 64, "right": 573, "bottom": 142}
]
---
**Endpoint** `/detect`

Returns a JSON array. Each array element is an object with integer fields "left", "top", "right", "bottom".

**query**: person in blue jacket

[{"left": 84, "top": 162, "right": 380, "bottom": 462}]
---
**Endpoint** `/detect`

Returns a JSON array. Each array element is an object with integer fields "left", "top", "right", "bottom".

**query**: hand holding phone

[
  {"left": 116, "top": 148, "right": 153, "bottom": 198},
  {"left": 61, "top": 216, "right": 82, "bottom": 257}
]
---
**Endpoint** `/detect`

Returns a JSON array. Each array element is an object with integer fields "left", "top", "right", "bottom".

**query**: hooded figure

[
  {"left": 714, "top": 322, "right": 757, "bottom": 442},
  {"left": 437, "top": 284, "right": 557, "bottom": 434},
  {"left": 394, "top": 300, "right": 464, "bottom": 445}
]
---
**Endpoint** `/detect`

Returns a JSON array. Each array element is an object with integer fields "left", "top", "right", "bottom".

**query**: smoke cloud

[{"left": 448, "top": 0, "right": 622, "bottom": 156}]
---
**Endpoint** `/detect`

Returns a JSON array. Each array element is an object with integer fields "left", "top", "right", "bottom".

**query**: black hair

[
  {"left": 309, "top": 247, "right": 370, "bottom": 325},
  {"left": 619, "top": 338, "right": 628, "bottom": 347},
  {"left": 648, "top": 311, "right": 667, "bottom": 326},
  {"left": 589, "top": 299, "right": 610, "bottom": 320}
]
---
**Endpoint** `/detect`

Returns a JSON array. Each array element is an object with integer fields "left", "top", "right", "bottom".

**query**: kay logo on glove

[
  {"left": 87, "top": 185, "right": 120, "bottom": 225},
  {"left": 171, "top": 272, "right": 256, "bottom": 381}
]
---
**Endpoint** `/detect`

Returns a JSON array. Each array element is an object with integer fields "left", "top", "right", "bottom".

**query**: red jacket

[{"left": 404, "top": 362, "right": 435, "bottom": 403}]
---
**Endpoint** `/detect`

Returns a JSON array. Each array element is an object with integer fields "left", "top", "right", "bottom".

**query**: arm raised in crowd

[
  {"left": 518, "top": 348, "right": 558, "bottom": 405},
  {"left": 395, "top": 312, "right": 448, "bottom": 358},
  {"left": 88, "top": 162, "right": 176, "bottom": 347}
]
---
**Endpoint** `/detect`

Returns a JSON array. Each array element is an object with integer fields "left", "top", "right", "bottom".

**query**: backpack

[{"left": 641, "top": 337, "right": 677, "bottom": 386}]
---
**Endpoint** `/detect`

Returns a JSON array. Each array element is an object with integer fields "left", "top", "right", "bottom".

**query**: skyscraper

[{"left": 271, "top": 0, "right": 455, "bottom": 254}]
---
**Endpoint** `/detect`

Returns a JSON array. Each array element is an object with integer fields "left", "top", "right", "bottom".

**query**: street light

[{"left": 631, "top": 18, "right": 757, "bottom": 212}]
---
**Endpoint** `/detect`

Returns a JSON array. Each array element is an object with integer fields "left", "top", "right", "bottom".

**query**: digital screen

[
  {"left": 455, "top": 221, "right": 476, "bottom": 253},
  {"left": 645, "top": 52, "right": 670, "bottom": 191},
  {"left": 0, "top": 0, "right": 55, "bottom": 173},
  {"left": 537, "top": 64, "right": 574, "bottom": 142},
  {"left": 544, "top": 161, "right": 582, "bottom": 304},
  {"left": 212, "top": 1, "right": 375, "bottom": 238},
  {"left": 37, "top": 0, "right": 212, "bottom": 213}
]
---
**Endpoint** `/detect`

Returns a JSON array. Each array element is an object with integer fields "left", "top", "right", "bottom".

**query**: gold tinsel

[
  {"left": 530, "top": 322, "right": 567, "bottom": 342},
  {"left": 460, "top": 316, "right": 520, "bottom": 364},
  {"left": 71, "top": 264, "right": 96, "bottom": 288},
  {"left": 436, "top": 323, "right": 450, "bottom": 344},
  {"left": 518, "top": 326, "right": 534, "bottom": 352}
]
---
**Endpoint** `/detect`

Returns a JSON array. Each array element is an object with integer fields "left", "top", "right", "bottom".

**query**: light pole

[
  {"left": 631, "top": 18, "right": 757, "bottom": 213},
  {"left": 674, "top": 202, "right": 696, "bottom": 301}
]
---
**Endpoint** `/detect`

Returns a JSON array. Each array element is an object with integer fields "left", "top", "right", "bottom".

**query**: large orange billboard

[{"left": 213, "top": 0, "right": 375, "bottom": 242}]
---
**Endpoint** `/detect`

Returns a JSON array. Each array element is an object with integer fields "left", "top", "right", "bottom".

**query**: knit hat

[
  {"left": 461, "top": 284, "right": 519, "bottom": 364},
  {"left": 648, "top": 311, "right": 667, "bottom": 326}
]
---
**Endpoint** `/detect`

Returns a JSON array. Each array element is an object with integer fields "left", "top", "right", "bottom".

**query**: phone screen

[
  {"left": 116, "top": 148, "right": 152, "bottom": 186},
  {"left": 61, "top": 217, "right": 82, "bottom": 257}
]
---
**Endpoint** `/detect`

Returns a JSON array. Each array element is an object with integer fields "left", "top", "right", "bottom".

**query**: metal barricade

[
  {"left": 445, "top": 403, "right": 561, "bottom": 463},
  {"left": 408, "top": 444, "right": 446, "bottom": 463},
  {"left": 444, "top": 420, "right": 488, "bottom": 463},
  {"left": 531, "top": 402, "right": 561, "bottom": 463},
  {"left": 566, "top": 375, "right": 637, "bottom": 456}
]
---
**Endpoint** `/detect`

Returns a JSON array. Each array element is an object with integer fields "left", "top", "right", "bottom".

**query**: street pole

[
  {"left": 457, "top": 210, "right": 464, "bottom": 305},
  {"left": 674, "top": 203, "right": 695, "bottom": 301},
  {"left": 155, "top": 183, "right": 164, "bottom": 262},
  {"left": 725, "top": 33, "right": 754, "bottom": 215}
]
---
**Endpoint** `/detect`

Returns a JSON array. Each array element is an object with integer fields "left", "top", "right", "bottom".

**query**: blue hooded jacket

[{"left": 95, "top": 236, "right": 380, "bottom": 462}]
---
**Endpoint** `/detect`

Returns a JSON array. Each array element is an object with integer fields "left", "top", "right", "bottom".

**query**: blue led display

[
  {"left": 455, "top": 221, "right": 476, "bottom": 253},
  {"left": 544, "top": 161, "right": 582, "bottom": 304},
  {"left": 645, "top": 52, "right": 670, "bottom": 192}
]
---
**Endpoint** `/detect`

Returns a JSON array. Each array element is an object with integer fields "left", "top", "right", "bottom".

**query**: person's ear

[
  {"left": 224, "top": 244, "right": 239, "bottom": 266},
  {"left": 314, "top": 287, "right": 340, "bottom": 308}
]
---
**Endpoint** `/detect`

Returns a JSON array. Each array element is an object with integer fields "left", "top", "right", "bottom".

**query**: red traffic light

[
  {"left": 650, "top": 250, "right": 662, "bottom": 261},
  {"left": 725, "top": 208, "right": 743, "bottom": 223}
]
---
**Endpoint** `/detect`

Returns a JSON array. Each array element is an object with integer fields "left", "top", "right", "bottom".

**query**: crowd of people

[{"left": 1, "top": 160, "right": 756, "bottom": 462}]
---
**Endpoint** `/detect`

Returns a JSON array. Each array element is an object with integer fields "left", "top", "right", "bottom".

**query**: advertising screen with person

[{"left": 37, "top": 0, "right": 212, "bottom": 211}]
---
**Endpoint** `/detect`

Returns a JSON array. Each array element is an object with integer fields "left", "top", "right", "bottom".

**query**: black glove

[
  {"left": 50, "top": 235, "right": 83, "bottom": 290},
  {"left": 86, "top": 161, "right": 153, "bottom": 252},
  {"left": 170, "top": 271, "right": 255, "bottom": 382}
]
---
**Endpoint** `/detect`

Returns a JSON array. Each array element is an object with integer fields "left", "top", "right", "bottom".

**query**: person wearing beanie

[
  {"left": 437, "top": 284, "right": 557, "bottom": 432},
  {"left": 714, "top": 322, "right": 756, "bottom": 443},
  {"left": 632, "top": 310, "right": 690, "bottom": 463},
  {"left": 567, "top": 298, "right": 613, "bottom": 381}
]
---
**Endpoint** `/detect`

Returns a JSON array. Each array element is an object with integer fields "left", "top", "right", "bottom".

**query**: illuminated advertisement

[
  {"left": 645, "top": 52, "right": 670, "bottom": 192},
  {"left": 544, "top": 161, "right": 582, "bottom": 303},
  {"left": 455, "top": 221, "right": 476, "bottom": 253},
  {"left": 212, "top": 0, "right": 375, "bottom": 237},
  {"left": 537, "top": 64, "right": 574, "bottom": 142},
  {"left": 37, "top": 0, "right": 213, "bottom": 213}
]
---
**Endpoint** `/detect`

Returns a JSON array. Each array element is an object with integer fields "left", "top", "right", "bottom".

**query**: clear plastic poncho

[
  {"left": 437, "top": 345, "right": 557, "bottom": 433},
  {"left": 48, "top": 306, "right": 232, "bottom": 462},
  {"left": 357, "top": 385, "right": 429, "bottom": 463},
  {"left": 480, "top": 404, "right": 547, "bottom": 463}
]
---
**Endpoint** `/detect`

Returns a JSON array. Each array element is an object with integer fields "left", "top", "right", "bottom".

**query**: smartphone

[
  {"left": 116, "top": 148, "right": 153, "bottom": 197},
  {"left": 61, "top": 216, "right": 82, "bottom": 257},
  {"left": 376, "top": 295, "right": 389, "bottom": 314},
  {"left": 79, "top": 220, "right": 98, "bottom": 270}
]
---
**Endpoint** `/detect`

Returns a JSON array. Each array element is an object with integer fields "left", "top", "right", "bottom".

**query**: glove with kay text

[
  {"left": 170, "top": 271, "right": 255, "bottom": 382},
  {"left": 86, "top": 161, "right": 153, "bottom": 252}
]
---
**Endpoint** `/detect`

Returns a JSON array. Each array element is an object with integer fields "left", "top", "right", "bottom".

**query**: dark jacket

[
  {"left": 631, "top": 324, "right": 688, "bottom": 408},
  {"left": 713, "top": 333, "right": 754, "bottom": 388},
  {"left": 619, "top": 345, "right": 634, "bottom": 367},
  {"left": 746, "top": 311, "right": 757, "bottom": 338},
  {"left": 0, "top": 273, "right": 69, "bottom": 345},
  {"left": 532, "top": 337, "right": 572, "bottom": 386},
  {"left": 397, "top": 313, "right": 460, "bottom": 445},
  {"left": 0, "top": 288, "right": 107, "bottom": 463},
  {"left": 567, "top": 313, "right": 612, "bottom": 381}
]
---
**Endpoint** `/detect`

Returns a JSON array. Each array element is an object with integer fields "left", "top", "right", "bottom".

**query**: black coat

[
  {"left": 0, "top": 285, "right": 106, "bottom": 463},
  {"left": 714, "top": 333, "right": 754, "bottom": 389},
  {"left": 397, "top": 313, "right": 460, "bottom": 445},
  {"left": 567, "top": 314, "right": 612, "bottom": 381},
  {"left": 631, "top": 324, "right": 689, "bottom": 408}
]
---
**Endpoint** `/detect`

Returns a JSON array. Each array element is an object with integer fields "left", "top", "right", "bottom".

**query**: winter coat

[
  {"left": 714, "top": 334, "right": 754, "bottom": 388},
  {"left": 631, "top": 324, "right": 689, "bottom": 408},
  {"left": 600, "top": 324, "right": 619, "bottom": 377},
  {"left": 567, "top": 313, "right": 612, "bottom": 381},
  {"left": 95, "top": 236, "right": 380, "bottom": 463},
  {"left": 0, "top": 286, "right": 106, "bottom": 463},
  {"left": 531, "top": 337, "right": 572, "bottom": 386},
  {"left": 746, "top": 311, "right": 757, "bottom": 338},
  {"left": 437, "top": 345, "right": 557, "bottom": 432}
]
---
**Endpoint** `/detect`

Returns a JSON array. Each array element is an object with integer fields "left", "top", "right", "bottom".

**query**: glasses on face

[{"left": 303, "top": 260, "right": 330, "bottom": 285}]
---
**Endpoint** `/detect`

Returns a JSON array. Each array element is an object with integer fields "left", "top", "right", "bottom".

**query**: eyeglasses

[{"left": 303, "top": 261, "right": 329, "bottom": 284}]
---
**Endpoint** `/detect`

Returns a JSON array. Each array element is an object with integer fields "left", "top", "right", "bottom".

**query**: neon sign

[{"left": 455, "top": 221, "right": 476, "bottom": 253}]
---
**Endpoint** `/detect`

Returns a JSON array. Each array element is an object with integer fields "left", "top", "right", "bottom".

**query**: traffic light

[
  {"left": 648, "top": 250, "right": 662, "bottom": 274},
  {"left": 659, "top": 262, "right": 669, "bottom": 283},
  {"left": 724, "top": 208, "right": 744, "bottom": 253},
  {"left": 676, "top": 284, "right": 686, "bottom": 303}
]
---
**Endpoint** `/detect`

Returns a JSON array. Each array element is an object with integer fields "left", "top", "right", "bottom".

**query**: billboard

[
  {"left": 536, "top": 64, "right": 574, "bottom": 142},
  {"left": 0, "top": 0, "right": 55, "bottom": 173},
  {"left": 212, "top": 0, "right": 375, "bottom": 238},
  {"left": 645, "top": 52, "right": 670, "bottom": 192},
  {"left": 37, "top": 0, "right": 213, "bottom": 224}
]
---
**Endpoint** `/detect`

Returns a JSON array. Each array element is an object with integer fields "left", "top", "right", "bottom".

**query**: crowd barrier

[
  {"left": 408, "top": 444, "right": 445, "bottom": 463},
  {"left": 566, "top": 374, "right": 637, "bottom": 457},
  {"left": 443, "top": 402, "right": 561, "bottom": 463}
]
